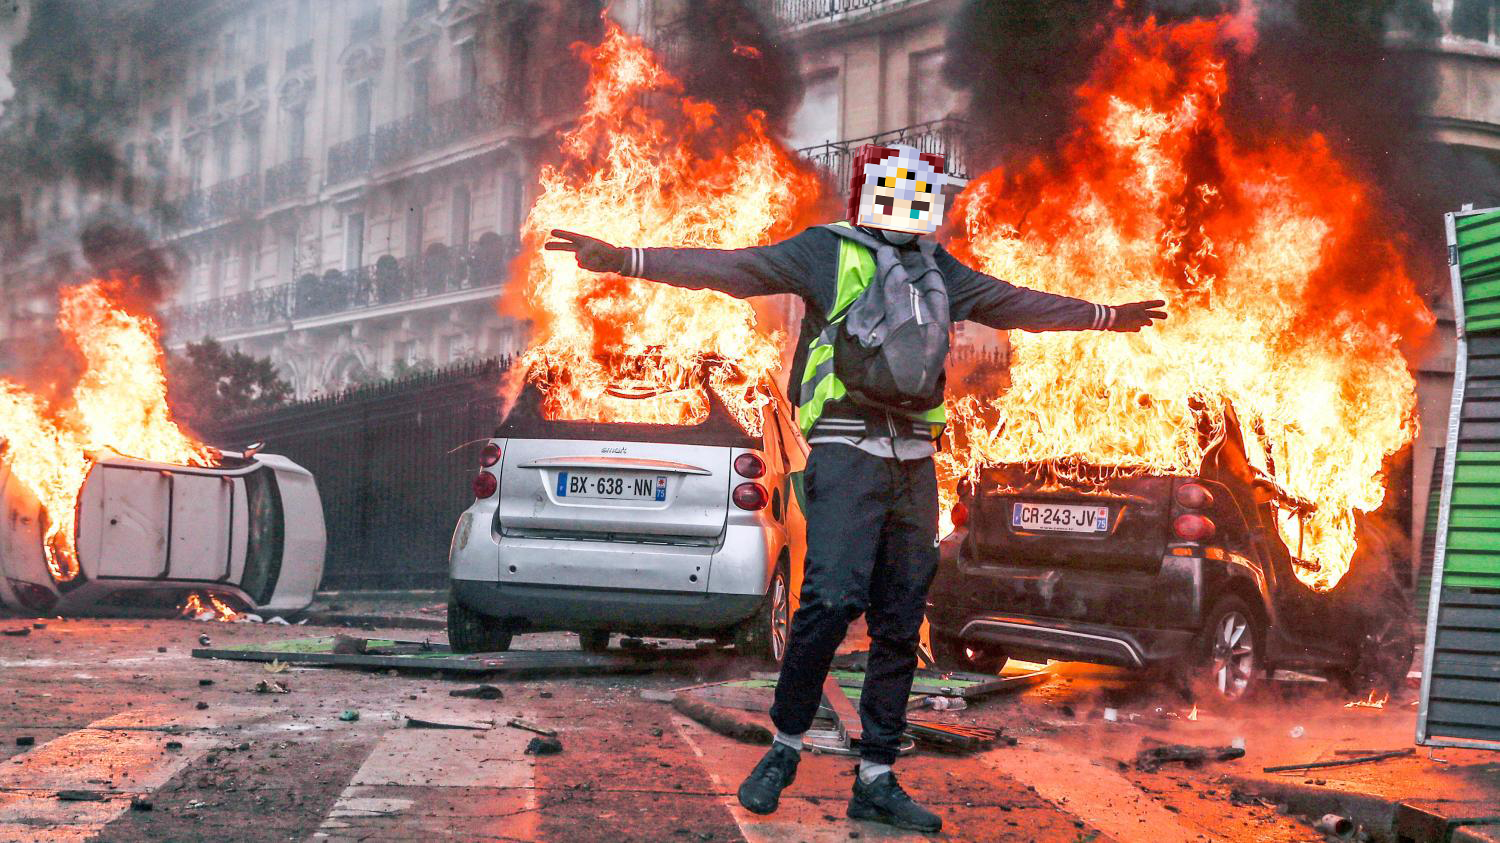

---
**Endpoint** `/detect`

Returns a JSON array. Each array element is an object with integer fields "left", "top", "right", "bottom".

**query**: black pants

[{"left": 769, "top": 443, "right": 939, "bottom": 764}]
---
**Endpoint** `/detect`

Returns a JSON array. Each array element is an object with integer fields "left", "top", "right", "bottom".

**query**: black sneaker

[
  {"left": 737, "top": 742, "right": 800, "bottom": 814},
  {"left": 848, "top": 770, "right": 943, "bottom": 833}
]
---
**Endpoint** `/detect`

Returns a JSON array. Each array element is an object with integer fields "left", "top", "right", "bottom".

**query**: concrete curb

[{"left": 1225, "top": 774, "right": 1500, "bottom": 843}]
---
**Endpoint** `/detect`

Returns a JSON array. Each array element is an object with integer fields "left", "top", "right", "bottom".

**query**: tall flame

[
  {"left": 515, "top": 21, "right": 821, "bottom": 434},
  {"left": 942, "top": 17, "right": 1430, "bottom": 589},
  {"left": 0, "top": 280, "right": 216, "bottom": 582}
]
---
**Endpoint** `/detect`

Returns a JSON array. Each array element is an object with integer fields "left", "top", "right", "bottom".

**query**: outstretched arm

[
  {"left": 936, "top": 246, "right": 1166, "bottom": 332},
  {"left": 545, "top": 228, "right": 826, "bottom": 303}
]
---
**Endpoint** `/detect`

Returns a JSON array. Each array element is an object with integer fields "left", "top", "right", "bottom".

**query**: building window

[
  {"left": 246, "top": 127, "right": 263, "bottom": 177},
  {"left": 253, "top": 15, "right": 267, "bottom": 57},
  {"left": 451, "top": 185, "right": 471, "bottom": 248},
  {"left": 908, "top": 49, "right": 957, "bottom": 126},
  {"left": 287, "top": 107, "right": 306, "bottom": 161},
  {"left": 405, "top": 201, "right": 423, "bottom": 259},
  {"left": 1453, "top": 0, "right": 1497, "bottom": 42},
  {"left": 409, "top": 61, "right": 430, "bottom": 115},
  {"left": 352, "top": 81, "right": 373, "bottom": 137},
  {"left": 188, "top": 149, "right": 205, "bottom": 192},
  {"left": 500, "top": 171, "right": 524, "bottom": 234},
  {"left": 345, "top": 212, "right": 365, "bottom": 270},
  {"left": 458, "top": 40, "right": 478, "bottom": 96},
  {"left": 214, "top": 126, "right": 233, "bottom": 183},
  {"left": 294, "top": 0, "right": 311, "bottom": 38},
  {"left": 788, "top": 70, "right": 839, "bottom": 149}
]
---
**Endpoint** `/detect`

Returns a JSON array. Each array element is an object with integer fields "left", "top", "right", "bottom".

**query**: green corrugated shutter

[{"left": 1419, "top": 207, "right": 1500, "bottom": 750}]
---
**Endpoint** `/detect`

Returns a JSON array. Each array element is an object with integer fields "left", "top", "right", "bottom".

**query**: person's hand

[
  {"left": 1109, "top": 299, "right": 1167, "bottom": 332},
  {"left": 545, "top": 229, "right": 626, "bottom": 274}
]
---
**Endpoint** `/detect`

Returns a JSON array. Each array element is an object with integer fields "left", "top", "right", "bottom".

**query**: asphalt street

[{"left": 0, "top": 616, "right": 1491, "bottom": 842}]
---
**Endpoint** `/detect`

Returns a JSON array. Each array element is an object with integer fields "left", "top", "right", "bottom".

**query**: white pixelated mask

[{"left": 850, "top": 143, "right": 948, "bottom": 237}]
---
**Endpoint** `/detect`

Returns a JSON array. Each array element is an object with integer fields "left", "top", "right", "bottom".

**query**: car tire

[
  {"left": 1194, "top": 596, "right": 1264, "bottom": 702},
  {"left": 447, "top": 600, "right": 513, "bottom": 654},
  {"left": 579, "top": 630, "right": 611, "bottom": 653},
  {"left": 734, "top": 562, "right": 790, "bottom": 662},
  {"left": 1335, "top": 587, "right": 1415, "bottom": 696},
  {"left": 930, "top": 630, "right": 1007, "bottom": 675}
]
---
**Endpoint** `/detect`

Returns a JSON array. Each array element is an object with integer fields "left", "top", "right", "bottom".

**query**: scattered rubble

[
  {"left": 1135, "top": 744, "right": 1246, "bottom": 773},
  {"left": 1262, "top": 748, "right": 1413, "bottom": 774},
  {"left": 55, "top": 790, "right": 105, "bottom": 802},
  {"left": 670, "top": 695, "right": 772, "bottom": 745},
  {"left": 338, "top": 710, "right": 359, "bottom": 722},
  {"left": 405, "top": 716, "right": 490, "bottom": 731},
  {"left": 449, "top": 684, "right": 503, "bottom": 700},
  {"left": 507, "top": 718, "right": 556, "bottom": 738},
  {"left": 524, "top": 736, "right": 564, "bottom": 755},
  {"left": 253, "top": 679, "right": 289, "bottom": 694},
  {"left": 15, "top": 736, "right": 34, "bottom": 746},
  {"left": 2, "top": 627, "right": 31, "bottom": 637}
]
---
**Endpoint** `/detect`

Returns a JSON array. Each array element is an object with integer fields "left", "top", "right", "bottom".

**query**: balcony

[
  {"left": 163, "top": 235, "right": 520, "bottom": 341},
  {"left": 797, "top": 118, "right": 972, "bottom": 190},
  {"left": 187, "top": 91, "right": 208, "bottom": 117},
  {"left": 350, "top": 10, "right": 381, "bottom": 43},
  {"left": 326, "top": 83, "right": 515, "bottom": 184},
  {"left": 762, "top": 0, "right": 907, "bottom": 27},
  {"left": 263, "top": 157, "right": 311, "bottom": 205},
  {"left": 214, "top": 79, "right": 238, "bottom": 105},
  {"left": 165, "top": 173, "right": 261, "bottom": 230},
  {"left": 245, "top": 63, "right": 267, "bottom": 90}
]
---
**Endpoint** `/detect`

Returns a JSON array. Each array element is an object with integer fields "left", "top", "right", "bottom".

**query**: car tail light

[
  {"left": 732, "top": 482, "right": 768, "bottom": 510},
  {"left": 1173, "top": 514, "right": 1216, "bottom": 541},
  {"left": 7, "top": 579, "right": 57, "bottom": 614},
  {"left": 1175, "top": 483, "right": 1214, "bottom": 509},
  {"left": 733, "top": 452, "right": 766, "bottom": 479},
  {"left": 472, "top": 471, "right": 497, "bottom": 499},
  {"left": 480, "top": 443, "right": 501, "bottom": 468},
  {"left": 951, "top": 501, "right": 969, "bottom": 529}
]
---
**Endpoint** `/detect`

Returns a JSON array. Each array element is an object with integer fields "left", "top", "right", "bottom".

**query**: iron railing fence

[
  {"left": 164, "top": 233, "right": 519, "bottom": 341},
  {"left": 202, "top": 357, "right": 515, "bottom": 590},
  {"left": 796, "top": 118, "right": 972, "bottom": 191},
  {"left": 763, "top": 0, "right": 902, "bottom": 26},
  {"left": 327, "top": 83, "right": 516, "bottom": 184},
  {"left": 262, "top": 157, "right": 310, "bottom": 205}
]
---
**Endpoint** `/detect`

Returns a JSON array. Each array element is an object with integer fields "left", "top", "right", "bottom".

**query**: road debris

[
  {"left": 198, "top": 634, "right": 211, "bottom": 646},
  {"left": 338, "top": 709, "right": 359, "bottom": 722},
  {"left": 1313, "top": 813, "right": 1354, "bottom": 837},
  {"left": 2, "top": 627, "right": 31, "bottom": 636},
  {"left": 15, "top": 736, "right": 34, "bottom": 746},
  {"left": 670, "top": 694, "right": 772, "bottom": 745},
  {"left": 507, "top": 718, "right": 557, "bottom": 738},
  {"left": 405, "top": 716, "right": 491, "bottom": 731},
  {"left": 129, "top": 797, "right": 153, "bottom": 811},
  {"left": 331, "top": 635, "right": 368, "bottom": 655},
  {"left": 55, "top": 790, "right": 106, "bottom": 802},
  {"left": 450, "top": 684, "right": 504, "bottom": 700},
  {"left": 1135, "top": 743, "right": 1246, "bottom": 772},
  {"left": 525, "top": 736, "right": 564, "bottom": 755},
  {"left": 253, "top": 679, "right": 289, "bottom": 694},
  {"left": 905, "top": 719, "right": 1005, "bottom": 752},
  {"left": 1262, "top": 748, "right": 1414, "bottom": 773},
  {"left": 165, "top": 741, "right": 183, "bottom": 750}
]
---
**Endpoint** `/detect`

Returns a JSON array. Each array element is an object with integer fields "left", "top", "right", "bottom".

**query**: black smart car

[{"left": 925, "top": 411, "right": 1413, "bottom": 701}]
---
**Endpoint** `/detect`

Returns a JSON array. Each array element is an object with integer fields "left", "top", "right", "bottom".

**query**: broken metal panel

[{"left": 1420, "top": 207, "right": 1500, "bottom": 750}]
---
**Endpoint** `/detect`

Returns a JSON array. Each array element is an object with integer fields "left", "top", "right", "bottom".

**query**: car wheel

[
  {"left": 579, "top": 630, "right": 611, "bottom": 653},
  {"left": 734, "top": 563, "right": 790, "bottom": 662},
  {"left": 930, "top": 630, "right": 1007, "bottom": 675},
  {"left": 447, "top": 600, "right": 513, "bottom": 654},
  {"left": 1336, "top": 602, "right": 1415, "bottom": 696},
  {"left": 1196, "top": 596, "right": 1263, "bottom": 702}
]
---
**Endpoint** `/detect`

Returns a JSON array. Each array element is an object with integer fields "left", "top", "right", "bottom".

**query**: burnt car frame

[{"left": 926, "top": 412, "right": 1412, "bottom": 701}]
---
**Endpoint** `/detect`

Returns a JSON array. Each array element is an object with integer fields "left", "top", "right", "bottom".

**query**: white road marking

[
  {"left": 0, "top": 704, "right": 268, "bottom": 843},
  {"left": 313, "top": 707, "right": 537, "bottom": 841}
]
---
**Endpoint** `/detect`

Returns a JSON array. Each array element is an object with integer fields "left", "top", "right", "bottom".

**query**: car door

[{"left": 78, "top": 463, "right": 244, "bottom": 584}]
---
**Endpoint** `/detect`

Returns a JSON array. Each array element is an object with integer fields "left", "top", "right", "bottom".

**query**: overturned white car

[{"left": 0, "top": 449, "right": 325, "bottom": 616}]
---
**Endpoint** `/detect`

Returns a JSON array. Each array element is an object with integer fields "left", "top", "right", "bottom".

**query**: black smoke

[
  {"left": 79, "top": 215, "right": 174, "bottom": 306},
  {"left": 662, "top": 0, "right": 804, "bottom": 136}
]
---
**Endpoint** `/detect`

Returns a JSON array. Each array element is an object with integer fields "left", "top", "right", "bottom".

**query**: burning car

[
  {"left": 926, "top": 410, "right": 1413, "bottom": 701},
  {"left": 0, "top": 446, "right": 326, "bottom": 617},
  {"left": 447, "top": 368, "right": 804, "bottom": 660}
]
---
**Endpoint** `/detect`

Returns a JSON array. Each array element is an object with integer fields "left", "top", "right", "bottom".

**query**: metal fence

[
  {"left": 797, "top": 118, "right": 972, "bottom": 190},
  {"left": 202, "top": 356, "right": 516, "bottom": 591},
  {"left": 763, "top": 0, "right": 902, "bottom": 26}
]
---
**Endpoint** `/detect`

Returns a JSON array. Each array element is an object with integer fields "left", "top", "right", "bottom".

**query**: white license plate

[
  {"left": 555, "top": 471, "right": 668, "bottom": 501},
  {"left": 1011, "top": 501, "right": 1109, "bottom": 533}
]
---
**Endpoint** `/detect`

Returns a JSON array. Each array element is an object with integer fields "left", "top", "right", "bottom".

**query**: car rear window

[{"left": 495, "top": 382, "right": 760, "bottom": 449}]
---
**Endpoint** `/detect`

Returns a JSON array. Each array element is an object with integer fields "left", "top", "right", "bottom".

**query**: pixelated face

[{"left": 853, "top": 147, "right": 947, "bottom": 236}]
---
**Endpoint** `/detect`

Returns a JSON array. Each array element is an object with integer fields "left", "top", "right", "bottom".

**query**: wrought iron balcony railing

[
  {"left": 285, "top": 41, "right": 312, "bottom": 71},
  {"left": 208, "top": 172, "right": 261, "bottom": 218},
  {"left": 263, "top": 157, "right": 310, "bottom": 205},
  {"left": 763, "top": 0, "right": 902, "bottom": 27},
  {"left": 326, "top": 83, "right": 515, "bottom": 184},
  {"left": 797, "top": 118, "right": 972, "bottom": 190},
  {"left": 163, "top": 234, "right": 520, "bottom": 341}
]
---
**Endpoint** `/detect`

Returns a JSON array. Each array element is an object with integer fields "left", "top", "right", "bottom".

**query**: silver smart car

[
  {"left": 0, "top": 449, "right": 326, "bottom": 616},
  {"left": 447, "top": 375, "right": 806, "bottom": 660}
]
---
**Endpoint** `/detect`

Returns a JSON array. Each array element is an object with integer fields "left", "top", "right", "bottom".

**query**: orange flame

[
  {"left": 515, "top": 20, "right": 821, "bottom": 435},
  {"left": 941, "top": 17, "right": 1430, "bottom": 589},
  {"left": 0, "top": 280, "right": 217, "bottom": 582},
  {"left": 180, "top": 591, "right": 242, "bottom": 622},
  {"left": 1344, "top": 691, "right": 1388, "bottom": 710},
  {"left": 1188, "top": 704, "right": 1199, "bottom": 721}
]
